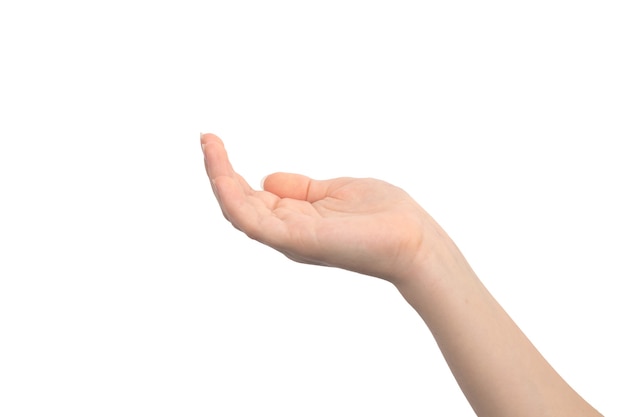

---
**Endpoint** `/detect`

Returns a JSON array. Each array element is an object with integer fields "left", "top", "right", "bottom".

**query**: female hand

[{"left": 201, "top": 133, "right": 447, "bottom": 286}]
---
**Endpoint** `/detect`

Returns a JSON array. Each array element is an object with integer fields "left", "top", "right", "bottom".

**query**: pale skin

[{"left": 201, "top": 133, "right": 603, "bottom": 417}]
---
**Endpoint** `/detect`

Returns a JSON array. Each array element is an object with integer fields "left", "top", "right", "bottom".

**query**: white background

[{"left": 1, "top": 1, "right": 624, "bottom": 416}]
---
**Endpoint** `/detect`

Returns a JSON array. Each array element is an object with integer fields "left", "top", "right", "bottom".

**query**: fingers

[
  {"left": 200, "top": 134, "right": 334, "bottom": 203},
  {"left": 213, "top": 174, "right": 291, "bottom": 247},
  {"left": 201, "top": 133, "right": 259, "bottom": 224},
  {"left": 201, "top": 133, "right": 235, "bottom": 181},
  {"left": 201, "top": 132, "right": 255, "bottom": 193}
]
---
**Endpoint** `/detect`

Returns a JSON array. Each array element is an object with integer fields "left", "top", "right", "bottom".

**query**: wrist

[{"left": 392, "top": 235, "right": 480, "bottom": 316}]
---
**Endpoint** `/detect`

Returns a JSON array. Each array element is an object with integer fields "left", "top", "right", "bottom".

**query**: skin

[{"left": 201, "top": 133, "right": 603, "bottom": 417}]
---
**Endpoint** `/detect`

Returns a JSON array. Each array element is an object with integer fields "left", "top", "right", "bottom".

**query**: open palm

[{"left": 202, "top": 134, "right": 434, "bottom": 283}]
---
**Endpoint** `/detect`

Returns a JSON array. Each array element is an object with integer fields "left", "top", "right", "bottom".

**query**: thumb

[{"left": 262, "top": 172, "right": 324, "bottom": 201}]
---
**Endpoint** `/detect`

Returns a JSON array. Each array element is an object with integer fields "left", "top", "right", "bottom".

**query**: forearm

[{"left": 394, "top": 240, "right": 602, "bottom": 417}]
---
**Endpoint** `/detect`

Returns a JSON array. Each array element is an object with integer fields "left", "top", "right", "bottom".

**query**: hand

[
  {"left": 201, "top": 133, "right": 446, "bottom": 285},
  {"left": 201, "top": 134, "right": 604, "bottom": 417}
]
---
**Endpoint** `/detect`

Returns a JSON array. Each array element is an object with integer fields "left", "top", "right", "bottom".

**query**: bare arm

[
  {"left": 201, "top": 133, "right": 602, "bottom": 417},
  {"left": 395, "top": 236, "right": 601, "bottom": 417}
]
